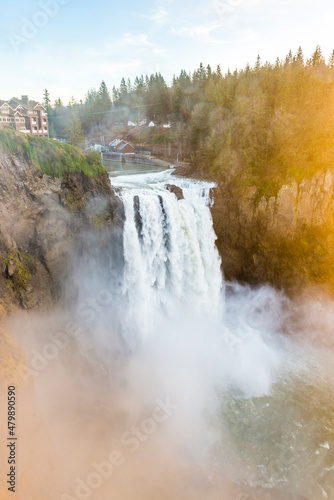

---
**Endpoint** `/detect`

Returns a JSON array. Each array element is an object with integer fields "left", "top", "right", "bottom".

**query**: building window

[
  {"left": 2, "top": 107, "right": 9, "bottom": 113},
  {"left": 7, "top": 118, "right": 11, "bottom": 122},
  {"left": 20, "top": 118, "right": 25, "bottom": 122}
]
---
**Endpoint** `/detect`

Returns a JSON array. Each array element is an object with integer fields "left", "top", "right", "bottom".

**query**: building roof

[
  {"left": 117, "top": 142, "right": 134, "bottom": 151},
  {"left": 0, "top": 97, "right": 46, "bottom": 120},
  {"left": 9, "top": 97, "right": 46, "bottom": 111},
  {"left": 109, "top": 138, "right": 124, "bottom": 147},
  {"left": 0, "top": 101, "right": 13, "bottom": 109}
]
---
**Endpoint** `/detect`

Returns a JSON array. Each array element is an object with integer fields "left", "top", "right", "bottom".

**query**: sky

[{"left": 1, "top": 0, "right": 334, "bottom": 104}]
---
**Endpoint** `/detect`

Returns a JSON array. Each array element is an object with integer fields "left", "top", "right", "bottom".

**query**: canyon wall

[
  {"left": 211, "top": 169, "right": 334, "bottom": 292},
  {"left": 2, "top": 145, "right": 334, "bottom": 319},
  {"left": 0, "top": 151, "right": 123, "bottom": 319}
]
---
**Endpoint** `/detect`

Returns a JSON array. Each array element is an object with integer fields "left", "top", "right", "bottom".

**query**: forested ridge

[{"left": 45, "top": 46, "right": 334, "bottom": 194}]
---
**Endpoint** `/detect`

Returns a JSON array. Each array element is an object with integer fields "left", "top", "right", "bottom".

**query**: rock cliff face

[
  {"left": 211, "top": 170, "right": 334, "bottom": 292},
  {"left": 0, "top": 151, "right": 123, "bottom": 316}
]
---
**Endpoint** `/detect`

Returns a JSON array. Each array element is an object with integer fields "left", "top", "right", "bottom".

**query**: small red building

[
  {"left": 109, "top": 139, "right": 135, "bottom": 154},
  {"left": 117, "top": 142, "right": 135, "bottom": 154}
]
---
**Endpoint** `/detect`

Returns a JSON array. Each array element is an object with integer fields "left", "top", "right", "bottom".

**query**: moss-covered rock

[
  {"left": 4, "top": 250, "right": 32, "bottom": 293},
  {"left": 0, "top": 128, "right": 106, "bottom": 178}
]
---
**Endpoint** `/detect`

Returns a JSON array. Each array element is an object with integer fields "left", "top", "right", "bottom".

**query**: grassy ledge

[{"left": 0, "top": 127, "right": 107, "bottom": 178}]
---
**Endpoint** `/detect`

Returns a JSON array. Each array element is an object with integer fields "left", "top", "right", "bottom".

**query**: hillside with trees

[{"left": 44, "top": 46, "right": 334, "bottom": 194}]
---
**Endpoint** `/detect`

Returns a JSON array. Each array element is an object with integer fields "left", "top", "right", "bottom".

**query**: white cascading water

[
  {"left": 110, "top": 170, "right": 282, "bottom": 400},
  {"left": 113, "top": 171, "right": 223, "bottom": 340}
]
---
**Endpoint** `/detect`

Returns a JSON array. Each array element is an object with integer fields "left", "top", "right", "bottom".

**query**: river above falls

[{"left": 103, "top": 158, "right": 172, "bottom": 177}]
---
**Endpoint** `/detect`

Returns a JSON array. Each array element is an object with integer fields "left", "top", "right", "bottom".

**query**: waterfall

[
  {"left": 107, "top": 171, "right": 286, "bottom": 401},
  {"left": 113, "top": 171, "right": 223, "bottom": 340},
  {"left": 52, "top": 170, "right": 333, "bottom": 500}
]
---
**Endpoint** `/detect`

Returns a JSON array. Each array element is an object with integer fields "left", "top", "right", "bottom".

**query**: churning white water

[
  {"left": 113, "top": 171, "right": 222, "bottom": 340},
  {"left": 110, "top": 171, "right": 284, "bottom": 398}
]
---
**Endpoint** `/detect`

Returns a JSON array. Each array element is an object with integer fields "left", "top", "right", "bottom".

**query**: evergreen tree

[
  {"left": 198, "top": 62, "right": 207, "bottom": 79},
  {"left": 67, "top": 113, "right": 85, "bottom": 146},
  {"left": 329, "top": 49, "right": 334, "bottom": 69},
  {"left": 295, "top": 46, "right": 304, "bottom": 66},
  {"left": 119, "top": 78, "right": 128, "bottom": 102},
  {"left": 112, "top": 86, "right": 119, "bottom": 102},
  {"left": 193, "top": 62, "right": 207, "bottom": 84},
  {"left": 68, "top": 96, "right": 77, "bottom": 107},
  {"left": 85, "top": 88, "right": 98, "bottom": 105},
  {"left": 309, "top": 45, "right": 325, "bottom": 67},
  {"left": 43, "top": 89, "right": 51, "bottom": 110},
  {"left": 51, "top": 98, "right": 68, "bottom": 137},
  {"left": 97, "top": 81, "right": 112, "bottom": 108},
  {"left": 285, "top": 49, "right": 293, "bottom": 66},
  {"left": 254, "top": 55, "right": 261, "bottom": 72},
  {"left": 90, "top": 81, "right": 112, "bottom": 126},
  {"left": 134, "top": 76, "right": 140, "bottom": 89},
  {"left": 145, "top": 73, "right": 170, "bottom": 123},
  {"left": 80, "top": 88, "right": 98, "bottom": 131}
]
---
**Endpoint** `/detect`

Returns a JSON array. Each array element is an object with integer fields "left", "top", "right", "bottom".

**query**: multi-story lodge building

[{"left": 0, "top": 95, "right": 49, "bottom": 137}]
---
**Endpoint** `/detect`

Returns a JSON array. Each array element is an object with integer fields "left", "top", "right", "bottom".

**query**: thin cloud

[
  {"left": 120, "top": 33, "right": 156, "bottom": 47},
  {"left": 172, "top": 22, "right": 222, "bottom": 38},
  {"left": 137, "top": 6, "right": 168, "bottom": 25}
]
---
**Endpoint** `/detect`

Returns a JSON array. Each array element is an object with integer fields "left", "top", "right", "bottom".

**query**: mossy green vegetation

[
  {"left": 0, "top": 128, "right": 107, "bottom": 178},
  {"left": 91, "top": 212, "right": 112, "bottom": 228},
  {"left": 4, "top": 250, "right": 34, "bottom": 294}
]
